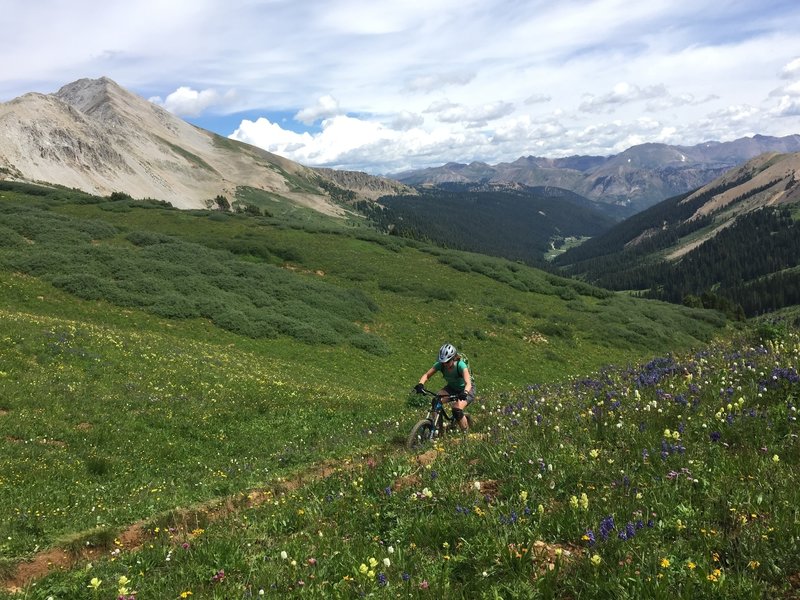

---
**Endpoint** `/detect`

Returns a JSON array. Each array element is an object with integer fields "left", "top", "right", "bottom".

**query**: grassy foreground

[{"left": 3, "top": 326, "right": 798, "bottom": 599}]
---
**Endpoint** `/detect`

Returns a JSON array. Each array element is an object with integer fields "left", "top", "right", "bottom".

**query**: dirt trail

[{"left": 3, "top": 447, "right": 437, "bottom": 593}]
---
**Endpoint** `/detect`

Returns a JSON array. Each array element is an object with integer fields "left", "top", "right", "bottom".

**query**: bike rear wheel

[{"left": 407, "top": 419, "right": 435, "bottom": 450}]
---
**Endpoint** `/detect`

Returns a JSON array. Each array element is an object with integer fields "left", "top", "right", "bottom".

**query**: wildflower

[
  {"left": 660, "top": 558, "right": 671, "bottom": 568},
  {"left": 87, "top": 577, "right": 102, "bottom": 591},
  {"left": 402, "top": 572, "right": 411, "bottom": 581},
  {"left": 280, "top": 551, "right": 288, "bottom": 560},
  {"left": 687, "top": 561, "right": 696, "bottom": 570},
  {"left": 308, "top": 557, "right": 317, "bottom": 566},
  {"left": 519, "top": 490, "right": 528, "bottom": 502},
  {"left": 180, "top": 593, "right": 193, "bottom": 599},
  {"left": 422, "top": 487, "right": 433, "bottom": 498},
  {"left": 591, "top": 554, "right": 602, "bottom": 566},
  {"left": 369, "top": 557, "right": 379, "bottom": 568},
  {"left": 748, "top": 560, "right": 760, "bottom": 569},
  {"left": 388, "top": 546, "right": 395, "bottom": 554},
  {"left": 383, "top": 557, "right": 391, "bottom": 567},
  {"left": 570, "top": 495, "right": 579, "bottom": 509},
  {"left": 359, "top": 563, "right": 368, "bottom": 574},
  {"left": 772, "top": 454, "right": 780, "bottom": 463},
  {"left": 211, "top": 569, "right": 225, "bottom": 583},
  {"left": 538, "top": 504, "right": 545, "bottom": 515},
  {"left": 589, "top": 449, "right": 600, "bottom": 459},
  {"left": 580, "top": 492, "right": 589, "bottom": 510},
  {"left": 377, "top": 572, "right": 388, "bottom": 586},
  {"left": 419, "top": 580, "right": 429, "bottom": 589},
  {"left": 474, "top": 481, "right": 481, "bottom": 490}
]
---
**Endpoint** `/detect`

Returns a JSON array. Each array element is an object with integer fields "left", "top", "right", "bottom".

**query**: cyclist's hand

[
  {"left": 414, "top": 383, "right": 425, "bottom": 394},
  {"left": 457, "top": 391, "right": 467, "bottom": 400}
]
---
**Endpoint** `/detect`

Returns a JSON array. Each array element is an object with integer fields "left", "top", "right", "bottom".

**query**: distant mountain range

[
  {"left": 393, "top": 135, "right": 800, "bottom": 215},
  {"left": 0, "top": 77, "right": 410, "bottom": 213}
]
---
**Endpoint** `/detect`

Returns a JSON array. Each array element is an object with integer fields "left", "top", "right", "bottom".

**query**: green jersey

[{"left": 434, "top": 359, "right": 468, "bottom": 391}]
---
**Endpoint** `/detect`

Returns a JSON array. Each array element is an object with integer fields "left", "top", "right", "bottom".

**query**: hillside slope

[{"left": 554, "top": 152, "right": 800, "bottom": 316}]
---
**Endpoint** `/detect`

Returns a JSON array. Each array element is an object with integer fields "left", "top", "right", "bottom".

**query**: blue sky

[{"left": 3, "top": 0, "right": 800, "bottom": 174}]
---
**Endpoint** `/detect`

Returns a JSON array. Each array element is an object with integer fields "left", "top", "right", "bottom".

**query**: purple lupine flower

[
  {"left": 584, "top": 529, "right": 596, "bottom": 546},
  {"left": 626, "top": 522, "right": 636, "bottom": 539}
]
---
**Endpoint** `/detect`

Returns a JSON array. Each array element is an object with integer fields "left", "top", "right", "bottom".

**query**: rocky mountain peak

[{"left": 0, "top": 76, "right": 402, "bottom": 213}]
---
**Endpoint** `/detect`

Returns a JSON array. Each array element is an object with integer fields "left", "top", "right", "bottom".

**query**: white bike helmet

[{"left": 438, "top": 343, "right": 457, "bottom": 363}]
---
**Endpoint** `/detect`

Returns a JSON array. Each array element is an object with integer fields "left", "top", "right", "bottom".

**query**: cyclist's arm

[
  {"left": 418, "top": 366, "right": 437, "bottom": 387},
  {"left": 463, "top": 367, "right": 473, "bottom": 395}
]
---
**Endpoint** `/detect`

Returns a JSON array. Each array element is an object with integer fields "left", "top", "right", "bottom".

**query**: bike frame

[
  {"left": 407, "top": 388, "right": 471, "bottom": 449},
  {"left": 422, "top": 390, "right": 460, "bottom": 435}
]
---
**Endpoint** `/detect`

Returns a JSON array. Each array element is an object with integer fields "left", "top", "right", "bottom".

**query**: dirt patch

[
  {"left": 76, "top": 422, "right": 92, "bottom": 431},
  {"left": 392, "top": 474, "right": 422, "bottom": 491},
  {"left": 2, "top": 456, "right": 367, "bottom": 592}
]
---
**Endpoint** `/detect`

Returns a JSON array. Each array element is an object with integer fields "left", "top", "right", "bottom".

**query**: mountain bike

[{"left": 406, "top": 388, "right": 473, "bottom": 450}]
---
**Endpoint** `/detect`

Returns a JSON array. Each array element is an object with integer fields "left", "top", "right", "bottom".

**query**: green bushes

[{"left": 0, "top": 203, "right": 386, "bottom": 351}]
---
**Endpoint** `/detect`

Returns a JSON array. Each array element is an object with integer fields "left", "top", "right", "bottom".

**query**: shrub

[{"left": 126, "top": 231, "right": 175, "bottom": 246}]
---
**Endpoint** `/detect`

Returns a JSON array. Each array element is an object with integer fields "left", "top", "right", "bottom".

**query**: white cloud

[
  {"left": 390, "top": 111, "right": 425, "bottom": 131},
  {"left": 773, "top": 96, "right": 800, "bottom": 117},
  {"left": 781, "top": 57, "right": 800, "bottom": 79},
  {"left": 149, "top": 86, "right": 232, "bottom": 117},
  {"left": 579, "top": 82, "right": 669, "bottom": 113},
  {"left": 294, "top": 95, "right": 342, "bottom": 125}
]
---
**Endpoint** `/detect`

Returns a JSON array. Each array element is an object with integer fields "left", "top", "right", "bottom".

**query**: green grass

[{"left": 0, "top": 184, "right": 761, "bottom": 598}]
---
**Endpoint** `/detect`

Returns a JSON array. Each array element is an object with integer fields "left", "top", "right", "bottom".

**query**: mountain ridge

[
  {"left": 553, "top": 151, "right": 800, "bottom": 316},
  {"left": 0, "top": 77, "right": 412, "bottom": 213},
  {"left": 394, "top": 135, "right": 800, "bottom": 214}
]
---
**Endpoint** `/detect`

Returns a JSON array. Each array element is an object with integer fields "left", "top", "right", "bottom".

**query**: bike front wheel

[{"left": 407, "top": 419, "right": 435, "bottom": 450}]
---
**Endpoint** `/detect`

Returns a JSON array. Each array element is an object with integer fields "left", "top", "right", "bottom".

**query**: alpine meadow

[{"left": 1, "top": 181, "right": 799, "bottom": 599}]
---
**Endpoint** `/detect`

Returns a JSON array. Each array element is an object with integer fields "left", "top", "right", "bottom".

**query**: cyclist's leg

[{"left": 444, "top": 385, "right": 468, "bottom": 430}]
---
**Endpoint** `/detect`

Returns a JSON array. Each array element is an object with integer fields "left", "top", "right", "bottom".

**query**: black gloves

[
  {"left": 457, "top": 391, "right": 467, "bottom": 400},
  {"left": 414, "top": 383, "right": 425, "bottom": 394}
]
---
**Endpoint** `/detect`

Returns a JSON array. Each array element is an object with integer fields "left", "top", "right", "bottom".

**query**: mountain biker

[{"left": 415, "top": 343, "right": 474, "bottom": 430}]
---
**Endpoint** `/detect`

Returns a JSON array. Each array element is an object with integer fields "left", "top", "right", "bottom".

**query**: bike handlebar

[{"left": 415, "top": 387, "right": 462, "bottom": 401}]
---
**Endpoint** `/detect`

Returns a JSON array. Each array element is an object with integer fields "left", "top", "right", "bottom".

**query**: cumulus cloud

[
  {"left": 294, "top": 95, "right": 342, "bottom": 125},
  {"left": 390, "top": 111, "right": 424, "bottom": 131},
  {"left": 773, "top": 96, "right": 800, "bottom": 117},
  {"left": 781, "top": 57, "right": 800, "bottom": 79},
  {"left": 707, "top": 104, "right": 760, "bottom": 122},
  {"left": 579, "top": 82, "right": 669, "bottom": 113},
  {"left": 149, "top": 86, "right": 233, "bottom": 117},
  {"left": 425, "top": 100, "right": 515, "bottom": 125}
]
